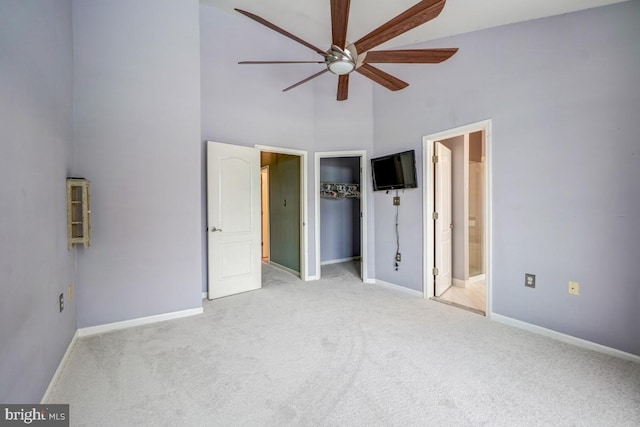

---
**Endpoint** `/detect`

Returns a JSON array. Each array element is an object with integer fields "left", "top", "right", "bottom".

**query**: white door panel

[
  {"left": 435, "top": 142, "right": 452, "bottom": 297},
  {"left": 207, "top": 142, "right": 261, "bottom": 299}
]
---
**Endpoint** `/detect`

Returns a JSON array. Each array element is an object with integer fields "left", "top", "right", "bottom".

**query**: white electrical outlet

[{"left": 568, "top": 281, "right": 579, "bottom": 296}]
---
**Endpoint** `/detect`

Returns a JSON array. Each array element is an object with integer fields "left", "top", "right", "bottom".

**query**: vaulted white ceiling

[{"left": 201, "top": 0, "right": 628, "bottom": 51}]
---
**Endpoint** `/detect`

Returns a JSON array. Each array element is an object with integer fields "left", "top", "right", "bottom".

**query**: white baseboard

[
  {"left": 77, "top": 307, "right": 203, "bottom": 338},
  {"left": 491, "top": 313, "right": 640, "bottom": 363},
  {"left": 373, "top": 279, "right": 423, "bottom": 297},
  {"left": 268, "top": 261, "right": 301, "bottom": 278},
  {"left": 469, "top": 274, "right": 486, "bottom": 283},
  {"left": 320, "top": 256, "right": 361, "bottom": 266},
  {"left": 202, "top": 292, "right": 207, "bottom": 299},
  {"left": 364, "top": 278, "right": 376, "bottom": 285},
  {"left": 452, "top": 274, "right": 486, "bottom": 288},
  {"left": 452, "top": 278, "right": 466, "bottom": 288},
  {"left": 41, "top": 330, "right": 79, "bottom": 404}
]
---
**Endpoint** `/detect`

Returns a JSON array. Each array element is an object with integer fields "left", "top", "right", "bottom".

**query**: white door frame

[
  {"left": 315, "top": 150, "right": 368, "bottom": 282},
  {"left": 255, "top": 145, "right": 310, "bottom": 281},
  {"left": 423, "top": 120, "right": 492, "bottom": 316},
  {"left": 260, "top": 166, "right": 270, "bottom": 261}
]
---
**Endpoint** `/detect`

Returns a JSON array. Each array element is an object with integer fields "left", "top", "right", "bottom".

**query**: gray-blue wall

[
  {"left": 72, "top": 0, "right": 202, "bottom": 327},
  {"left": 373, "top": 2, "right": 640, "bottom": 355},
  {"left": 3, "top": 3, "right": 636, "bottom": 405},
  {"left": 320, "top": 157, "right": 361, "bottom": 263},
  {"left": 0, "top": 0, "right": 76, "bottom": 402}
]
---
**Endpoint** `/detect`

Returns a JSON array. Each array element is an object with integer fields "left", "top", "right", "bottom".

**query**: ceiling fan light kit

[
  {"left": 236, "top": 0, "right": 458, "bottom": 101},
  {"left": 326, "top": 45, "right": 356, "bottom": 75}
]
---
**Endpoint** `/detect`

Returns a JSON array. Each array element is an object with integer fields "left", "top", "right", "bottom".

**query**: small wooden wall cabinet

[{"left": 66, "top": 178, "right": 91, "bottom": 249}]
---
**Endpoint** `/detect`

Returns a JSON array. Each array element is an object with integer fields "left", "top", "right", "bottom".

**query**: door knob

[{"left": 210, "top": 227, "right": 222, "bottom": 232}]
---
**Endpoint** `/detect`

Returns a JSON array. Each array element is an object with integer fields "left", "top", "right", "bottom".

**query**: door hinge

[
  {"left": 432, "top": 154, "right": 438, "bottom": 163},
  {"left": 432, "top": 267, "right": 439, "bottom": 276},
  {"left": 432, "top": 212, "right": 438, "bottom": 220}
]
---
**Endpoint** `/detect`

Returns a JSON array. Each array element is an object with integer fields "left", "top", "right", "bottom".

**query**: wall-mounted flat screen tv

[{"left": 371, "top": 150, "right": 417, "bottom": 191}]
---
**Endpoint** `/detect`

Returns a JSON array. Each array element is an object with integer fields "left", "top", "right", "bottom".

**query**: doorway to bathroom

[{"left": 423, "top": 121, "right": 492, "bottom": 315}]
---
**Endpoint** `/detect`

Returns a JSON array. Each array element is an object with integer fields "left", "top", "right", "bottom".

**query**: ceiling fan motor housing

[{"left": 325, "top": 45, "right": 356, "bottom": 75}]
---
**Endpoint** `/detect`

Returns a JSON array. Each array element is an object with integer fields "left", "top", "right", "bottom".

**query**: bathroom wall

[{"left": 468, "top": 131, "right": 484, "bottom": 277}]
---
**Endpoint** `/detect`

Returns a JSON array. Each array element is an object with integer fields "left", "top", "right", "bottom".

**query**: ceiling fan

[{"left": 235, "top": 0, "right": 458, "bottom": 101}]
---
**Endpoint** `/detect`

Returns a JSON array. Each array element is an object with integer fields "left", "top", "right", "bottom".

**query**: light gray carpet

[{"left": 48, "top": 262, "right": 640, "bottom": 426}]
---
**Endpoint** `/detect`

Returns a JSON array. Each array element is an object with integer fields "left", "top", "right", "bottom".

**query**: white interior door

[
  {"left": 435, "top": 142, "right": 452, "bottom": 297},
  {"left": 207, "top": 141, "right": 261, "bottom": 299}
]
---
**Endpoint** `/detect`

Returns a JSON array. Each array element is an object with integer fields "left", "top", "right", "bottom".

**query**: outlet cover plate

[
  {"left": 568, "top": 281, "right": 580, "bottom": 296},
  {"left": 393, "top": 197, "right": 400, "bottom": 206},
  {"left": 525, "top": 273, "right": 536, "bottom": 288}
]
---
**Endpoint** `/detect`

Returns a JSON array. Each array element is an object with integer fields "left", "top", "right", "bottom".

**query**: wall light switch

[
  {"left": 568, "top": 281, "right": 580, "bottom": 296},
  {"left": 393, "top": 197, "right": 400, "bottom": 206}
]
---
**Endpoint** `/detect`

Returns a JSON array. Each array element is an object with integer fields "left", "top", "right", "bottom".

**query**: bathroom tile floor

[{"left": 438, "top": 279, "right": 486, "bottom": 314}]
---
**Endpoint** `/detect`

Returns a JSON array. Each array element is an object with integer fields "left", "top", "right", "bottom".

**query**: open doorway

[
  {"left": 260, "top": 151, "right": 303, "bottom": 278},
  {"left": 315, "top": 151, "right": 368, "bottom": 282},
  {"left": 423, "top": 121, "right": 491, "bottom": 316}
]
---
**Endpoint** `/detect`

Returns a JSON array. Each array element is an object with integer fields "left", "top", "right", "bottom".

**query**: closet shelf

[{"left": 320, "top": 182, "right": 360, "bottom": 199}]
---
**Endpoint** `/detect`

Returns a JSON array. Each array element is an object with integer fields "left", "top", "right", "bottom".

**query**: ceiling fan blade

[
  {"left": 356, "top": 64, "right": 409, "bottom": 91},
  {"left": 364, "top": 48, "right": 458, "bottom": 64},
  {"left": 354, "top": 0, "right": 446, "bottom": 54},
  {"left": 337, "top": 75, "right": 349, "bottom": 101},
  {"left": 283, "top": 69, "right": 329, "bottom": 92},
  {"left": 235, "top": 9, "right": 327, "bottom": 56},
  {"left": 330, "top": 0, "right": 351, "bottom": 49},
  {"left": 239, "top": 61, "right": 325, "bottom": 64}
]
